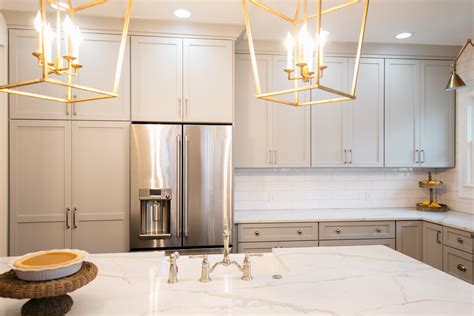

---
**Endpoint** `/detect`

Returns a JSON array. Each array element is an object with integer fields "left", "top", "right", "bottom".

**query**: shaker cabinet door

[
  {"left": 73, "top": 33, "right": 131, "bottom": 121},
  {"left": 234, "top": 54, "right": 273, "bottom": 168},
  {"left": 422, "top": 222, "right": 443, "bottom": 270},
  {"left": 385, "top": 59, "right": 420, "bottom": 167},
  {"left": 183, "top": 39, "right": 233, "bottom": 123},
  {"left": 131, "top": 36, "right": 183, "bottom": 122},
  {"left": 396, "top": 221, "right": 423, "bottom": 261},
  {"left": 9, "top": 30, "right": 70, "bottom": 120},
  {"left": 9, "top": 120, "right": 72, "bottom": 255},
  {"left": 71, "top": 121, "right": 130, "bottom": 253}
]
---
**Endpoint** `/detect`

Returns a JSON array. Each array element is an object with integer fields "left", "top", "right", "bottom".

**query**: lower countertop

[
  {"left": 234, "top": 208, "right": 474, "bottom": 233},
  {"left": 1, "top": 247, "right": 473, "bottom": 315}
]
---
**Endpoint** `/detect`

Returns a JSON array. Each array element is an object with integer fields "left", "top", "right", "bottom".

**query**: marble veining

[
  {"left": 1, "top": 247, "right": 472, "bottom": 315},
  {"left": 234, "top": 207, "right": 474, "bottom": 232}
]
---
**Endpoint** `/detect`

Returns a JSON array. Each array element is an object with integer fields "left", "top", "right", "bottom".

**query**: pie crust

[{"left": 13, "top": 250, "right": 85, "bottom": 270}]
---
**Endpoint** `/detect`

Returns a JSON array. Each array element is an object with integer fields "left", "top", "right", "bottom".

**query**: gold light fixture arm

[
  {"left": 454, "top": 39, "right": 473, "bottom": 63},
  {"left": 113, "top": 0, "right": 133, "bottom": 94}
]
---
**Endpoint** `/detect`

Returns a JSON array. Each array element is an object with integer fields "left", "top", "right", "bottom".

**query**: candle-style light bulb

[
  {"left": 63, "top": 15, "right": 75, "bottom": 57},
  {"left": 34, "top": 11, "right": 43, "bottom": 54},
  {"left": 306, "top": 37, "right": 314, "bottom": 72},
  {"left": 285, "top": 32, "right": 294, "bottom": 70},
  {"left": 44, "top": 23, "right": 54, "bottom": 63},
  {"left": 71, "top": 26, "right": 83, "bottom": 63},
  {"left": 298, "top": 23, "right": 308, "bottom": 64},
  {"left": 319, "top": 30, "right": 330, "bottom": 67}
]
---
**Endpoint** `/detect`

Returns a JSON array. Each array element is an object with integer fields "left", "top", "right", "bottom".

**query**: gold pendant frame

[
  {"left": 242, "top": 0, "right": 369, "bottom": 106},
  {"left": 0, "top": 0, "right": 133, "bottom": 104}
]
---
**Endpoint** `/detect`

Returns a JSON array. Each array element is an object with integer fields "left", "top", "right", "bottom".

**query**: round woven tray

[{"left": 0, "top": 261, "right": 97, "bottom": 316}]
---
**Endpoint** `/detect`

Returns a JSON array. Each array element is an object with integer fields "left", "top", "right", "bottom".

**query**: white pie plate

[{"left": 9, "top": 249, "right": 88, "bottom": 281}]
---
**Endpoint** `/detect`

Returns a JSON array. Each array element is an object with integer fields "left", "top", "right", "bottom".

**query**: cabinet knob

[
  {"left": 457, "top": 264, "right": 467, "bottom": 272},
  {"left": 335, "top": 228, "right": 341, "bottom": 233},
  {"left": 254, "top": 231, "right": 260, "bottom": 236},
  {"left": 297, "top": 229, "right": 303, "bottom": 235},
  {"left": 457, "top": 237, "right": 464, "bottom": 244},
  {"left": 376, "top": 228, "right": 381, "bottom": 233}
]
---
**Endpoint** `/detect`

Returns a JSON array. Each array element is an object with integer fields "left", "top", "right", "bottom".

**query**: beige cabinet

[
  {"left": 319, "top": 221, "right": 395, "bottom": 240},
  {"left": 396, "top": 221, "right": 423, "bottom": 261},
  {"left": 422, "top": 222, "right": 443, "bottom": 270},
  {"left": 385, "top": 59, "right": 454, "bottom": 167},
  {"left": 9, "top": 30, "right": 131, "bottom": 121},
  {"left": 131, "top": 36, "right": 182, "bottom": 122},
  {"left": 320, "top": 239, "right": 395, "bottom": 249},
  {"left": 238, "top": 240, "right": 318, "bottom": 253},
  {"left": 238, "top": 222, "right": 318, "bottom": 242},
  {"left": 9, "top": 120, "right": 72, "bottom": 255},
  {"left": 73, "top": 33, "right": 131, "bottom": 121},
  {"left": 443, "top": 246, "right": 473, "bottom": 283},
  {"left": 311, "top": 58, "right": 384, "bottom": 167},
  {"left": 131, "top": 37, "right": 233, "bottom": 123},
  {"left": 234, "top": 54, "right": 311, "bottom": 168},
  {"left": 9, "top": 120, "right": 129, "bottom": 255}
]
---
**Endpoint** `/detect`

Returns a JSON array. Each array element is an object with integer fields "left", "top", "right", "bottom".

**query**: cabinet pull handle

[
  {"left": 178, "top": 98, "right": 182, "bottom": 117},
  {"left": 457, "top": 237, "right": 464, "bottom": 243},
  {"left": 415, "top": 149, "right": 419, "bottom": 163},
  {"left": 297, "top": 229, "right": 303, "bottom": 235},
  {"left": 420, "top": 149, "right": 425, "bottom": 164},
  {"left": 349, "top": 149, "right": 353, "bottom": 164},
  {"left": 376, "top": 228, "right": 381, "bottom": 233},
  {"left": 344, "top": 149, "right": 347, "bottom": 164},
  {"left": 65, "top": 207, "right": 71, "bottom": 229},
  {"left": 72, "top": 207, "right": 78, "bottom": 229},
  {"left": 184, "top": 98, "right": 189, "bottom": 117},
  {"left": 268, "top": 150, "right": 272, "bottom": 165},
  {"left": 437, "top": 231, "right": 442, "bottom": 244},
  {"left": 274, "top": 150, "right": 277, "bottom": 165},
  {"left": 66, "top": 103, "right": 70, "bottom": 115},
  {"left": 72, "top": 95, "right": 77, "bottom": 116},
  {"left": 457, "top": 264, "right": 467, "bottom": 272},
  {"left": 335, "top": 228, "right": 341, "bottom": 233},
  {"left": 254, "top": 231, "right": 260, "bottom": 236}
]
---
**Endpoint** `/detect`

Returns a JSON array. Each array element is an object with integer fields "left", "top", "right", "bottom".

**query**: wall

[
  {"left": 234, "top": 168, "right": 436, "bottom": 210},
  {"left": 0, "top": 12, "right": 8, "bottom": 256},
  {"left": 438, "top": 43, "right": 474, "bottom": 215}
]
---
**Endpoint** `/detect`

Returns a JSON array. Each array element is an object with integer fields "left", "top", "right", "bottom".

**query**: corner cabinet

[
  {"left": 234, "top": 54, "right": 311, "bottom": 168},
  {"left": 132, "top": 37, "right": 233, "bottom": 124},
  {"left": 9, "top": 120, "right": 130, "bottom": 256},
  {"left": 8, "top": 29, "right": 131, "bottom": 121},
  {"left": 385, "top": 59, "right": 454, "bottom": 168},
  {"left": 396, "top": 221, "right": 423, "bottom": 261},
  {"left": 311, "top": 57, "right": 384, "bottom": 167}
]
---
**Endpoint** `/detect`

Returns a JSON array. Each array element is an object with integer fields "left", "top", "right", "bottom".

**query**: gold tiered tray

[
  {"left": 416, "top": 171, "right": 448, "bottom": 212},
  {"left": 0, "top": 261, "right": 97, "bottom": 316}
]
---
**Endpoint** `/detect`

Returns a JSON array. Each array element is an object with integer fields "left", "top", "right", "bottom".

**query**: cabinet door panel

[
  {"left": 385, "top": 59, "right": 420, "bottom": 167},
  {"left": 131, "top": 36, "right": 182, "bottom": 122},
  {"left": 311, "top": 57, "right": 348, "bottom": 167},
  {"left": 419, "top": 61, "right": 455, "bottom": 167},
  {"left": 272, "top": 56, "right": 311, "bottom": 167},
  {"left": 396, "top": 221, "right": 423, "bottom": 261},
  {"left": 234, "top": 54, "right": 272, "bottom": 168},
  {"left": 183, "top": 39, "right": 233, "bottom": 123},
  {"left": 422, "top": 222, "right": 443, "bottom": 270},
  {"left": 9, "top": 30, "right": 69, "bottom": 119},
  {"left": 74, "top": 33, "right": 130, "bottom": 121},
  {"left": 347, "top": 58, "right": 384, "bottom": 167},
  {"left": 9, "top": 120, "right": 72, "bottom": 255},
  {"left": 72, "top": 121, "right": 129, "bottom": 253}
]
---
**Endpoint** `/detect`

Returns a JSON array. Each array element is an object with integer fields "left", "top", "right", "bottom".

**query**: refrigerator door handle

[
  {"left": 176, "top": 135, "right": 182, "bottom": 238},
  {"left": 184, "top": 135, "right": 189, "bottom": 237}
]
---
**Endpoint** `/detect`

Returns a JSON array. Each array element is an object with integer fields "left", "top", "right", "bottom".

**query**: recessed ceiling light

[
  {"left": 395, "top": 32, "right": 413, "bottom": 39},
  {"left": 174, "top": 9, "right": 191, "bottom": 19}
]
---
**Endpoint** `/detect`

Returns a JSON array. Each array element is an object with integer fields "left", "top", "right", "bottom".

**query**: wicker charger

[{"left": 0, "top": 261, "right": 98, "bottom": 316}]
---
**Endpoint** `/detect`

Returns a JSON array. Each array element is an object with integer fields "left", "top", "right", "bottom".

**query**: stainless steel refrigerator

[{"left": 130, "top": 124, "right": 232, "bottom": 250}]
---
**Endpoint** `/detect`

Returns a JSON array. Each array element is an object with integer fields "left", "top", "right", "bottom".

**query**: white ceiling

[{"left": 0, "top": 0, "right": 472, "bottom": 45}]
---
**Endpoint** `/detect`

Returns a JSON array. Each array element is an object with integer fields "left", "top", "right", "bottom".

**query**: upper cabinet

[
  {"left": 385, "top": 59, "right": 454, "bottom": 168},
  {"left": 234, "top": 54, "right": 311, "bottom": 168},
  {"left": 311, "top": 57, "right": 384, "bottom": 167},
  {"left": 9, "top": 30, "right": 131, "bottom": 121},
  {"left": 132, "top": 37, "right": 233, "bottom": 124}
]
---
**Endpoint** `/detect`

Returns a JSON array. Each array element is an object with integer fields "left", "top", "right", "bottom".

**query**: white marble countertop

[
  {"left": 1, "top": 246, "right": 473, "bottom": 315},
  {"left": 234, "top": 208, "right": 474, "bottom": 232}
]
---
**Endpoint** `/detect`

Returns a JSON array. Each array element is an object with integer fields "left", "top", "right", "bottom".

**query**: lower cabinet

[
  {"left": 443, "top": 246, "right": 473, "bottom": 283},
  {"left": 396, "top": 221, "right": 423, "bottom": 261},
  {"left": 9, "top": 120, "right": 130, "bottom": 255},
  {"left": 422, "top": 222, "right": 443, "bottom": 270},
  {"left": 238, "top": 241, "right": 318, "bottom": 253},
  {"left": 319, "top": 239, "right": 395, "bottom": 249}
]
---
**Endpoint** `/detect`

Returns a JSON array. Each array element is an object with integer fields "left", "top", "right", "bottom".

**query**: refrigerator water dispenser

[{"left": 139, "top": 188, "right": 172, "bottom": 239}]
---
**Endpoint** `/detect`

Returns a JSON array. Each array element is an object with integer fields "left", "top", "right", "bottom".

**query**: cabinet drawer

[
  {"left": 238, "top": 242, "right": 278, "bottom": 253},
  {"left": 238, "top": 223, "right": 318, "bottom": 242},
  {"left": 278, "top": 241, "right": 318, "bottom": 249},
  {"left": 443, "top": 246, "right": 473, "bottom": 283},
  {"left": 319, "top": 221, "right": 395, "bottom": 240},
  {"left": 443, "top": 226, "right": 473, "bottom": 254},
  {"left": 320, "top": 239, "right": 395, "bottom": 249}
]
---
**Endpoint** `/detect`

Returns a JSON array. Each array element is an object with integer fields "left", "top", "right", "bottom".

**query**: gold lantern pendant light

[
  {"left": 0, "top": 0, "right": 133, "bottom": 104},
  {"left": 242, "top": 0, "right": 370, "bottom": 106}
]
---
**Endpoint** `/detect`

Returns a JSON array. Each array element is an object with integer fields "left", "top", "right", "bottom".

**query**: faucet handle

[{"left": 190, "top": 254, "right": 211, "bottom": 283}]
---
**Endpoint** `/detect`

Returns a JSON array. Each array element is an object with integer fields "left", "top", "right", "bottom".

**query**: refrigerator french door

[{"left": 130, "top": 124, "right": 232, "bottom": 250}]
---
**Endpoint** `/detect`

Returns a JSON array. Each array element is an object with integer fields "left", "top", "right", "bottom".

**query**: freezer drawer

[{"left": 183, "top": 125, "right": 232, "bottom": 247}]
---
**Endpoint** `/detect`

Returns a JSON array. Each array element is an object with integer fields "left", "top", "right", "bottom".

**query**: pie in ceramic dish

[{"left": 10, "top": 249, "right": 88, "bottom": 281}]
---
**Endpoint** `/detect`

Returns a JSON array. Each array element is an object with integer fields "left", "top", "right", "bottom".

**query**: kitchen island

[{"left": 0, "top": 246, "right": 473, "bottom": 315}]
